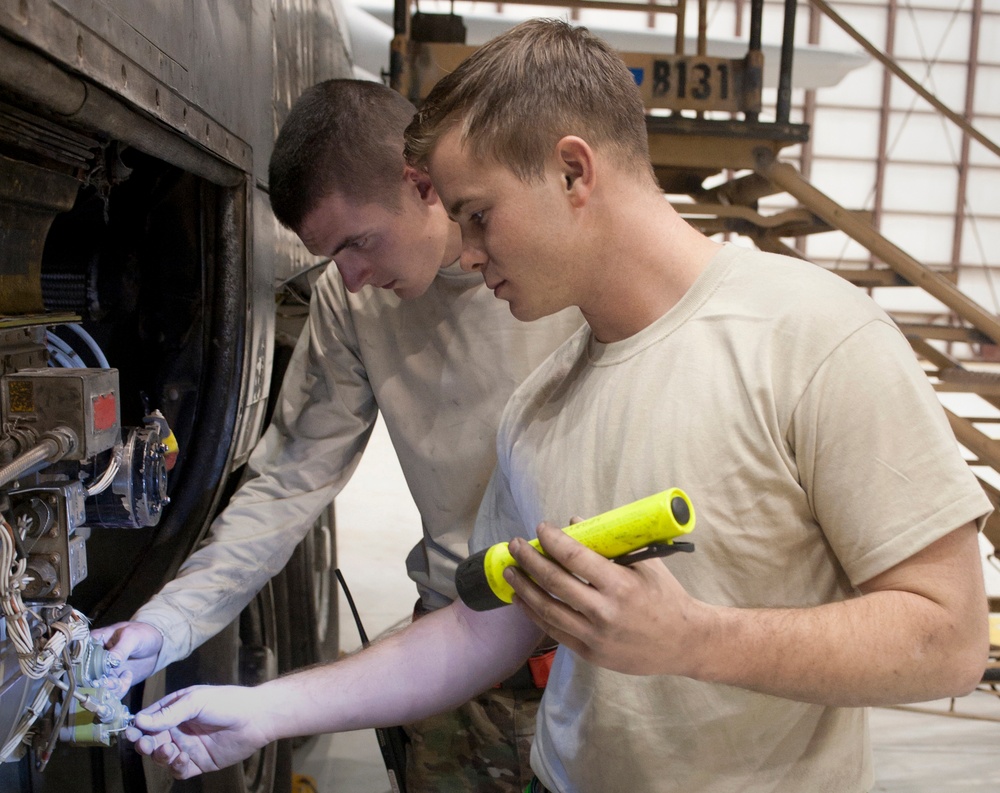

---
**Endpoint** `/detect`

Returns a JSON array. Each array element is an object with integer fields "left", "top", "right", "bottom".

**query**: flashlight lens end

[{"left": 670, "top": 495, "right": 691, "bottom": 526}]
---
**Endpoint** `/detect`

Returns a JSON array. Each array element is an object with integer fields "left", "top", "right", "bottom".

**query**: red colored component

[
  {"left": 528, "top": 648, "right": 556, "bottom": 688},
  {"left": 92, "top": 393, "right": 117, "bottom": 432}
]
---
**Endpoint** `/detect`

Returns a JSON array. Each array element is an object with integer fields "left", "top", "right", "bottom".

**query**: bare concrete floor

[{"left": 294, "top": 417, "right": 1000, "bottom": 792}]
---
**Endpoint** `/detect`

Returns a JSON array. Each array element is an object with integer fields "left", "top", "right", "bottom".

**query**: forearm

[
  {"left": 254, "top": 600, "right": 541, "bottom": 742},
  {"left": 512, "top": 521, "right": 987, "bottom": 707},
  {"left": 690, "top": 588, "right": 985, "bottom": 706},
  {"left": 137, "top": 301, "right": 378, "bottom": 667},
  {"left": 685, "top": 525, "right": 988, "bottom": 706},
  {"left": 135, "top": 481, "right": 336, "bottom": 670}
]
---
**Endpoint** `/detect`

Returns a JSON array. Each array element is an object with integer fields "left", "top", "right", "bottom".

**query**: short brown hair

[
  {"left": 269, "top": 80, "right": 416, "bottom": 230},
  {"left": 404, "top": 18, "right": 654, "bottom": 184}
]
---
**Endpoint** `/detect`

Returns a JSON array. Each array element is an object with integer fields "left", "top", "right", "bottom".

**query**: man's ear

[
  {"left": 404, "top": 165, "right": 438, "bottom": 204},
  {"left": 555, "top": 136, "right": 595, "bottom": 207}
]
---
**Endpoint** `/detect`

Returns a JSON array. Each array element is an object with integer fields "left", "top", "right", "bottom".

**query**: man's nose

[
  {"left": 459, "top": 240, "right": 486, "bottom": 273},
  {"left": 336, "top": 260, "right": 371, "bottom": 292}
]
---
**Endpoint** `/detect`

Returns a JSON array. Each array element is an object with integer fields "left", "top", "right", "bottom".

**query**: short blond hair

[{"left": 404, "top": 18, "right": 655, "bottom": 185}]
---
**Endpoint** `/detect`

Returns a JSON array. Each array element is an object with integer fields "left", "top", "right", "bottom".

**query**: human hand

[
  {"left": 506, "top": 522, "right": 709, "bottom": 676},
  {"left": 90, "top": 621, "right": 164, "bottom": 690},
  {"left": 127, "top": 685, "right": 272, "bottom": 779}
]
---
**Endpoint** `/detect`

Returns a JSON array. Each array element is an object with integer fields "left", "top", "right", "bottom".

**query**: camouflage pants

[{"left": 402, "top": 686, "right": 542, "bottom": 793}]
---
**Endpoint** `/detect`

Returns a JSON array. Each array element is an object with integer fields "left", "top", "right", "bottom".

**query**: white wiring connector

[
  {"left": 0, "top": 518, "right": 96, "bottom": 762},
  {"left": 85, "top": 443, "right": 123, "bottom": 498},
  {"left": 0, "top": 518, "right": 37, "bottom": 675},
  {"left": 0, "top": 679, "right": 55, "bottom": 762}
]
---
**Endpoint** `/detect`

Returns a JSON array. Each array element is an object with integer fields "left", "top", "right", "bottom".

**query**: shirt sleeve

[
  {"left": 790, "top": 319, "right": 992, "bottom": 586},
  {"left": 134, "top": 271, "right": 378, "bottom": 671},
  {"left": 469, "top": 461, "right": 536, "bottom": 555}
]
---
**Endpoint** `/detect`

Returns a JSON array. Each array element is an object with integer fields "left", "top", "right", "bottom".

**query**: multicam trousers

[{"left": 402, "top": 686, "right": 543, "bottom": 793}]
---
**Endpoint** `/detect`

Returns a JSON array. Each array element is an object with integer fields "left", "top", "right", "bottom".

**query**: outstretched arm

[
  {"left": 508, "top": 520, "right": 987, "bottom": 706},
  {"left": 130, "top": 272, "right": 381, "bottom": 676},
  {"left": 130, "top": 599, "right": 543, "bottom": 779}
]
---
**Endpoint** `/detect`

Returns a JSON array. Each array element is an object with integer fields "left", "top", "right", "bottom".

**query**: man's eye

[{"left": 469, "top": 211, "right": 485, "bottom": 226}]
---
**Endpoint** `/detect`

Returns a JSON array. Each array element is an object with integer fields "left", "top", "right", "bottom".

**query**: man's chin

[
  {"left": 507, "top": 300, "right": 545, "bottom": 323},
  {"left": 392, "top": 281, "right": 430, "bottom": 300},
  {"left": 398, "top": 268, "right": 445, "bottom": 300}
]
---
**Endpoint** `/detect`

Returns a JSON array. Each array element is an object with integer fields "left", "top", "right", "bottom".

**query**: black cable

[{"left": 333, "top": 568, "right": 408, "bottom": 793}]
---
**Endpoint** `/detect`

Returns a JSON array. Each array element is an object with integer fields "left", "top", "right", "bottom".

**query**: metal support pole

[
  {"left": 871, "top": 0, "right": 897, "bottom": 250},
  {"left": 748, "top": 0, "right": 763, "bottom": 52},
  {"left": 744, "top": 0, "right": 764, "bottom": 123},
  {"left": 389, "top": 0, "right": 408, "bottom": 91},
  {"left": 776, "top": 0, "right": 798, "bottom": 124},
  {"left": 951, "top": 0, "right": 983, "bottom": 268},
  {"left": 697, "top": 0, "right": 708, "bottom": 55},
  {"left": 676, "top": 0, "right": 687, "bottom": 55}
]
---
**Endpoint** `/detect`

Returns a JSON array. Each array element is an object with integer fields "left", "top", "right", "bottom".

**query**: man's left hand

[
  {"left": 506, "top": 523, "right": 709, "bottom": 676},
  {"left": 127, "top": 685, "right": 273, "bottom": 779}
]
